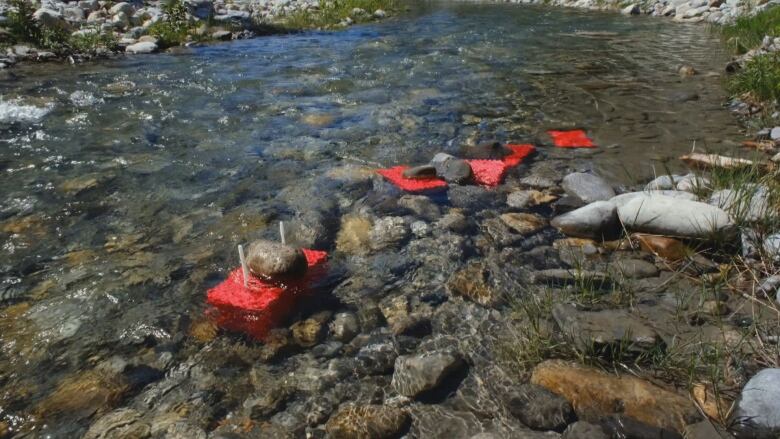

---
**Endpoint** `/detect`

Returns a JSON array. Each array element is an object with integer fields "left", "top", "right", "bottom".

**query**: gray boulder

[
  {"left": 617, "top": 195, "right": 734, "bottom": 239},
  {"left": 732, "top": 368, "right": 780, "bottom": 439},
  {"left": 561, "top": 173, "right": 615, "bottom": 204},
  {"left": 125, "top": 41, "right": 158, "bottom": 54},
  {"left": 550, "top": 201, "right": 619, "bottom": 240},
  {"left": 246, "top": 239, "right": 307, "bottom": 277},
  {"left": 709, "top": 186, "right": 770, "bottom": 222},
  {"left": 33, "top": 8, "right": 68, "bottom": 29},
  {"left": 609, "top": 190, "right": 697, "bottom": 209},
  {"left": 391, "top": 350, "right": 465, "bottom": 398}
]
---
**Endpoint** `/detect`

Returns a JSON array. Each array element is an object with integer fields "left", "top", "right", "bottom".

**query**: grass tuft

[
  {"left": 720, "top": 6, "right": 780, "bottom": 54},
  {"left": 728, "top": 53, "right": 780, "bottom": 103}
]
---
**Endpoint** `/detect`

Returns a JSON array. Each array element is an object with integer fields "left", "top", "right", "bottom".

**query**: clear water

[{"left": 0, "top": 2, "right": 746, "bottom": 436}]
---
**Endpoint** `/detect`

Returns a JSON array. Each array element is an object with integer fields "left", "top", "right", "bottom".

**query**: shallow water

[{"left": 0, "top": 2, "right": 749, "bottom": 436}]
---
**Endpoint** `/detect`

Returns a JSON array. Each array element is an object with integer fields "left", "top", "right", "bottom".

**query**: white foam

[{"left": 0, "top": 97, "right": 53, "bottom": 124}]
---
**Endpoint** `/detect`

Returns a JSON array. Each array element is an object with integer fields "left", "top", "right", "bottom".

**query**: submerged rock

[
  {"left": 617, "top": 196, "right": 734, "bottom": 239},
  {"left": 561, "top": 173, "right": 615, "bottom": 204},
  {"left": 326, "top": 405, "right": 411, "bottom": 439},
  {"left": 84, "top": 408, "right": 150, "bottom": 439},
  {"left": 125, "top": 41, "right": 157, "bottom": 54},
  {"left": 391, "top": 350, "right": 466, "bottom": 398},
  {"left": 246, "top": 239, "right": 307, "bottom": 278},
  {"left": 369, "top": 216, "right": 409, "bottom": 251},
  {"left": 500, "top": 212, "right": 548, "bottom": 235},
  {"left": 435, "top": 157, "right": 472, "bottom": 184},
  {"left": 507, "top": 384, "right": 575, "bottom": 432},
  {"left": 402, "top": 165, "right": 437, "bottom": 180},
  {"left": 552, "top": 303, "right": 662, "bottom": 351}
]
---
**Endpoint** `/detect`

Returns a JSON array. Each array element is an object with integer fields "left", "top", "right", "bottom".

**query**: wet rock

[
  {"left": 330, "top": 312, "right": 359, "bottom": 342},
  {"left": 507, "top": 384, "right": 575, "bottom": 432},
  {"left": 507, "top": 190, "right": 558, "bottom": 208},
  {"left": 84, "top": 408, "right": 151, "bottom": 439},
  {"left": 436, "top": 158, "right": 473, "bottom": 184},
  {"left": 336, "top": 214, "right": 373, "bottom": 255},
  {"left": 399, "top": 195, "right": 441, "bottom": 221},
  {"left": 326, "top": 405, "right": 411, "bottom": 439},
  {"left": 500, "top": 212, "right": 548, "bottom": 235},
  {"left": 709, "top": 186, "right": 769, "bottom": 222},
  {"left": 164, "top": 422, "right": 207, "bottom": 439},
  {"left": 355, "top": 335, "right": 398, "bottom": 375},
  {"left": 609, "top": 190, "right": 697, "bottom": 209},
  {"left": 562, "top": 421, "right": 608, "bottom": 439},
  {"left": 291, "top": 318, "right": 326, "bottom": 348},
  {"left": 35, "top": 370, "right": 128, "bottom": 420},
  {"left": 437, "top": 209, "right": 471, "bottom": 233},
  {"left": 246, "top": 239, "right": 307, "bottom": 278},
  {"left": 390, "top": 314, "right": 432, "bottom": 337},
  {"left": 731, "top": 368, "right": 780, "bottom": 439},
  {"left": 260, "top": 328, "right": 298, "bottom": 362},
  {"left": 461, "top": 140, "right": 509, "bottom": 159},
  {"left": 550, "top": 201, "right": 619, "bottom": 240},
  {"left": 447, "top": 261, "right": 504, "bottom": 307},
  {"left": 633, "top": 233, "right": 688, "bottom": 260},
  {"left": 369, "top": 216, "right": 409, "bottom": 251},
  {"left": 126, "top": 41, "right": 157, "bottom": 54},
  {"left": 609, "top": 258, "right": 658, "bottom": 279},
  {"left": 448, "top": 185, "right": 503, "bottom": 211},
  {"left": 391, "top": 350, "right": 466, "bottom": 399},
  {"left": 530, "top": 269, "right": 611, "bottom": 288},
  {"left": 481, "top": 217, "right": 526, "bottom": 248},
  {"left": 600, "top": 415, "right": 683, "bottom": 439},
  {"left": 402, "top": 165, "right": 437, "bottom": 180},
  {"left": 531, "top": 360, "right": 701, "bottom": 432},
  {"left": 553, "top": 195, "right": 586, "bottom": 215},
  {"left": 679, "top": 65, "right": 697, "bottom": 77},
  {"left": 520, "top": 175, "right": 557, "bottom": 190},
  {"left": 552, "top": 304, "right": 662, "bottom": 351},
  {"left": 561, "top": 173, "right": 615, "bottom": 204},
  {"left": 618, "top": 196, "right": 734, "bottom": 239},
  {"left": 246, "top": 369, "right": 290, "bottom": 419}
]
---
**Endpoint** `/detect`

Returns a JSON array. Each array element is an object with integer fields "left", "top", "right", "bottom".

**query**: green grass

[
  {"left": 721, "top": 5, "right": 780, "bottom": 54},
  {"left": 728, "top": 53, "right": 780, "bottom": 103},
  {"left": 281, "top": 0, "right": 395, "bottom": 30},
  {"left": 148, "top": 0, "right": 194, "bottom": 47}
]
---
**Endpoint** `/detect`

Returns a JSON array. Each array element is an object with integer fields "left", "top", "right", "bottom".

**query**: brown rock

[
  {"left": 447, "top": 261, "right": 503, "bottom": 307},
  {"left": 336, "top": 215, "right": 372, "bottom": 255},
  {"left": 530, "top": 360, "right": 700, "bottom": 433},
  {"left": 291, "top": 318, "right": 325, "bottom": 348},
  {"left": 35, "top": 370, "right": 128, "bottom": 420},
  {"left": 402, "top": 165, "right": 437, "bottom": 180},
  {"left": 691, "top": 383, "right": 731, "bottom": 423},
  {"left": 246, "top": 239, "right": 307, "bottom": 278},
  {"left": 302, "top": 113, "right": 335, "bottom": 127},
  {"left": 678, "top": 65, "right": 697, "bottom": 77},
  {"left": 189, "top": 318, "right": 218, "bottom": 342},
  {"left": 500, "top": 213, "right": 548, "bottom": 235},
  {"left": 326, "top": 405, "right": 411, "bottom": 439},
  {"left": 633, "top": 234, "right": 688, "bottom": 261}
]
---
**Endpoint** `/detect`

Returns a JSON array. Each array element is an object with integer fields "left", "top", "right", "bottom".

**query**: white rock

[
  {"left": 709, "top": 186, "right": 769, "bottom": 222},
  {"left": 125, "top": 41, "right": 158, "bottom": 54},
  {"left": 109, "top": 2, "right": 135, "bottom": 16},
  {"left": 550, "top": 201, "right": 620, "bottom": 240},
  {"left": 562, "top": 172, "right": 615, "bottom": 203},
  {"left": 771, "top": 127, "right": 780, "bottom": 140},
  {"left": 617, "top": 195, "right": 734, "bottom": 238},
  {"left": 732, "top": 368, "right": 780, "bottom": 438},
  {"left": 33, "top": 8, "right": 68, "bottom": 29},
  {"left": 621, "top": 3, "right": 640, "bottom": 14},
  {"left": 610, "top": 190, "right": 697, "bottom": 209}
]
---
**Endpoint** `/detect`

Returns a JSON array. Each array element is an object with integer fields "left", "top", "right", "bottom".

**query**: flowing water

[{"left": 0, "top": 2, "right": 748, "bottom": 436}]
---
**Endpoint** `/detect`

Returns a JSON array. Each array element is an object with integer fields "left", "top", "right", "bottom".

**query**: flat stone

[
  {"left": 84, "top": 408, "right": 150, "bottom": 439},
  {"left": 246, "top": 239, "right": 307, "bottom": 278},
  {"left": 500, "top": 213, "right": 548, "bottom": 235},
  {"left": 550, "top": 201, "right": 619, "bottom": 240},
  {"left": 436, "top": 158, "right": 473, "bottom": 184},
  {"left": 520, "top": 175, "right": 557, "bottom": 189},
  {"left": 530, "top": 269, "right": 611, "bottom": 288},
  {"left": 731, "top": 368, "right": 780, "bottom": 439},
  {"left": 531, "top": 360, "right": 701, "bottom": 433},
  {"left": 561, "top": 173, "right": 615, "bottom": 204},
  {"left": 391, "top": 350, "right": 465, "bottom": 398},
  {"left": 125, "top": 41, "right": 157, "bottom": 54},
  {"left": 609, "top": 258, "right": 658, "bottom": 279},
  {"left": 617, "top": 195, "right": 734, "bottom": 239},
  {"left": 552, "top": 303, "right": 661, "bottom": 351},
  {"left": 507, "top": 190, "right": 558, "bottom": 208},
  {"left": 507, "top": 383, "right": 575, "bottom": 432},
  {"left": 326, "top": 405, "right": 411, "bottom": 439},
  {"left": 562, "top": 421, "right": 608, "bottom": 439}
]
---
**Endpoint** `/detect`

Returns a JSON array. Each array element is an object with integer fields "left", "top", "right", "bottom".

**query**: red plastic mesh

[
  {"left": 206, "top": 249, "right": 328, "bottom": 340},
  {"left": 548, "top": 130, "right": 595, "bottom": 148},
  {"left": 466, "top": 159, "right": 508, "bottom": 186},
  {"left": 376, "top": 166, "right": 448, "bottom": 192}
]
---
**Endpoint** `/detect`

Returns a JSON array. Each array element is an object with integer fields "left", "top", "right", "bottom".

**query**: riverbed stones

[
  {"left": 617, "top": 195, "right": 734, "bottom": 239},
  {"left": 369, "top": 216, "right": 409, "bottom": 251},
  {"left": 399, "top": 195, "right": 441, "bottom": 221},
  {"left": 531, "top": 360, "right": 701, "bottom": 432},
  {"left": 506, "top": 384, "right": 575, "bottom": 431},
  {"left": 709, "top": 186, "right": 769, "bottom": 222},
  {"left": 562, "top": 422, "right": 608, "bottom": 439},
  {"left": 245, "top": 239, "right": 307, "bottom": 278},
  {"left": 291, "top": 317, "right": 326, "bottom": 347},
  {"left": 84, "top": 408, "right": 150, "bottom": 439},
  {"left": 507, "top": 190, "right": 558, "bottom": 208},
  {"left": 391, "top": 350, "right": 466, "bottom": 398},
  {"left": 609, "top": 258, "right": 659, "bottom": 279},
  {"left": 500, "top": 213, "right": 548, "bottom": 235},
  {"left": 461, "top": 140, "right": 509, "bottom": 159},
  {"left": 435, "top": 157, "right": 472, "bottom": 184},
  {"left": 326, "top": 405, "right": 411, "bottom": 439},
  {"left": 330, "top": 312, "right": 359, "bottom": 342},
  {"left": 447, "top": 261, "right": 503, "bottom": 307},
  {"left": 731, "top": 368, "right": 780, "bottom": 439},
  {"left": 550, "top": 201, "right": 619, "bottom": 240},
  {"left": 402, "top": 165, "right": 437, "bottom": 180},
  {"left": 609, "top": 190, "right": 697, "bottom": 209},
  {"left": 336, "top": 214, "right": 372, "bottom": 255},
  {"left": 561, "top": 173, "right": 615, "bottom": 204}
]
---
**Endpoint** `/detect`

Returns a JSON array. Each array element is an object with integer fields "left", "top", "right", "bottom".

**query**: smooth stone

[
  {"left": 550, "top": 201, "right": 619, "bottom": 240},
  {"left": 609, "top": 191, "right": 697, "bottom": 209},
  {"left": 461, "top": 140, "right": 509, "bottom": 159},
  {"left": 731, "top": 368, "right": 780, "bottom": 439},
  {"left": 771, "top": 127, "right": 780, "bottom": 141},
  {"left": 609, "top": 258, "right": 658, "bottom": 279},
  {"left": 617, "top": 196, "right": 734, "bottom": 239},
  {"left": 246, "top": 239, "right": 307, "bottom": 278},
  {"left": 552, "top": 303, "right": 662, "bottom": 351},
  {"left": 399, "top": 195, "right": 441, "bottom": 221},
  {"left": 679, "top": 65, "right": 697, "bottom": 77},
  {"left": 402, "top": 165, "right": 437, "bottom": 180},
  {"left": 507, "top": 190, "right": 558, "bottom": 208},
  {"left": 125, "top": 41, "right": 157, "bottom": 54},
  {"left": 562, "top": 421, "right": 608, "bottom": 439},
  {"left": 709, "top": 186, "right": 769, "bottom": 222},
  {"left": 329, "top": 312, "right": 359, "bottom": 342},
  {"left": 644, "top": 174, "right": 684, "bottom": 190},
  {"left": 531, "top": 360, "right": 701, "bottom": 433},
  {"left": 436, "top": 158, "right": 473, "bottom": 184},
  {"left": 561, "top": 173, "right": 616, "bottom": 204},
  {"left": 391, "top": 350, "right": 465, "bottom": 398},
  {"left": 622, "top": 3, "right": 640, "bottom": 14},
  {"left": 369, "top": 216, "right": 409, "bottom": 251},
  {"left": 520, "top": 175, "right": 557, "bottom": 189},
  {"left": 326, "top": 405, "right": 411, "bottom": 439},
  {"left": 765, "top": 234, "right": 780, "bottom": 260},
  {"left": 676, "top": 174, "right": 710, "bottom": 192}
]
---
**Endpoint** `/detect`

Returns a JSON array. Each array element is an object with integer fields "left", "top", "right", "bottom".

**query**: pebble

[
  {"left": 125, "top": 41, "right": 158, "bottom": 54},
  {"left": 391, "top": 350, "right": 466, "bottom": 398},
  {"left": 500, "top": 212, "right": 548, "bottom": 235},
  {"left": 550, "top": 201, "right": 619, "bottom": 240},
  {"left": 617, "top": 195, "right": 734, "bottom": 239},
  {"left": 329, "top": 312, "right": 359, "bottom": 342},
  {"left": 326, "top": 405, "right": 410, "bottom": 439}
]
